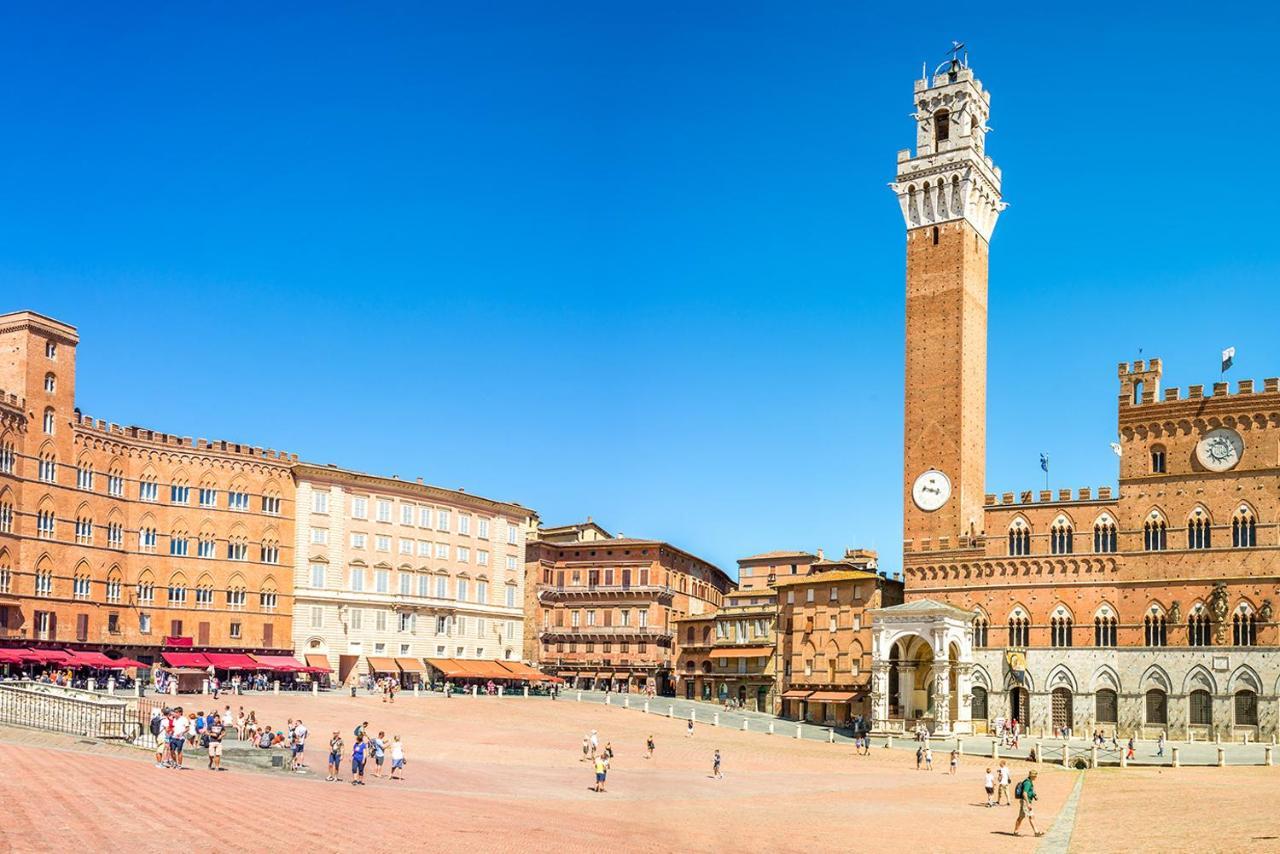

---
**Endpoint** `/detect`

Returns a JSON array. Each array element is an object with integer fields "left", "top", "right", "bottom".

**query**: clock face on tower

[
  {"left": 1195, "top": 427, "right": 1244, "bottom": 472},
  {"left": 912, "top": 469, "right": 952, "bottom": 512}
]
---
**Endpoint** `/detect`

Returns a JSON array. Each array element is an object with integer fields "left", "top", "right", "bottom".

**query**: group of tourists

[
  {"left": 992, "top": 716, "right": 1022, "bottom": 747},
  {"left": 149, "top": 706, "right": 227, "bottom": 771},
  {"left": 582, "top": 723, "right": 725, "bottom": 793},
  {"left": 980, "top": 760, "right": 1042, "bottom": 835},
  {"left": 327, "top": 720, "right": 406, "bottom": 785}
]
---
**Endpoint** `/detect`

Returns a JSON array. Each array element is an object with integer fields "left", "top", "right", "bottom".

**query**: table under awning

[
  {"left": 162, "top": 651, "right": 212, "bottom": 668},
  {"left": 781, "top": 689, "right": 813, "bottom": 700},
  {"left": 204, "top": 652, "right": 259, "bottom": 670},
  {"left": 366, "top": 656, "right": 399, "bottom": 673},
  {"left": 807, "top": 691, "right": 857, "bottom": 703},
  {"left": 304, "top": 654, "right": 333, "bottom": 672},
  {"left": 709, "top": 646, "right": 773, "bottom": 659},
  {"left": 395, "top": 657, "right": 424, "bottom": 674},
  {"left": 249, "top": 654, "right": 306, "bottom": 672}
]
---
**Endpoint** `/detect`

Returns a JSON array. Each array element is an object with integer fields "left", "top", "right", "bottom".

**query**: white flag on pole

[
  {"left": 1221, "top": 347, "right": 1235, "bottom": 372},
  {"left": 1109, "top": 442, "right": 1122, "bottom": 457}
]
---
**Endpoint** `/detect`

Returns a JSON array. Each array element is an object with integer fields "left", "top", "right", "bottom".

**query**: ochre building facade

[{"left": 872, "top": 59, "right": 1280, "bottom": 740}]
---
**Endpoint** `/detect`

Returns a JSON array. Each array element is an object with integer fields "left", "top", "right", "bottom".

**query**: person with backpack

[{"left": 1013, "top": 770, "right": 1044, "bottom": 837}]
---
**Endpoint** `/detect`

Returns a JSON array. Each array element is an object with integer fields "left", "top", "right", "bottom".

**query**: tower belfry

[{"left": 892, "top": 56, "right": 1005, "bottom": 549}]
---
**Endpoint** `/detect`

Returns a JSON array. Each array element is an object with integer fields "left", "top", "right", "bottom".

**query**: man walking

[
  {"left": 207, "top": 713, "right": 225, "bottom": 771},
  {"left": 1156, "top": 730, "right": 1166, "bottom": 758},
  {"left": 712, "top": 749, "right": 723, "bottom": 780},
  {"left": 1013, "top": 770, "right": 1044, "bottom": 837},
  {"left": 996, "top": 760, "right": 1011, "bottom": 805}
]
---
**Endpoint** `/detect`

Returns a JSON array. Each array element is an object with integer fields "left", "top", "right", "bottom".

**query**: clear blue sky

[{"left": 3, "top": 3, "right": 1279, "bottom": 577}]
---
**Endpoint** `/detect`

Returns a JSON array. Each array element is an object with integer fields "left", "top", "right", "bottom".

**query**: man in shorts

[
  {"left": 292, "top": 719, "right": 308, "bottom": 772},
  {"left": 351, "top": 735, "right": 367, "bottom": 786},
  {"left": 1013, "top": 770, "right": 1043, "bottom": 837},
  {"left": 169, "top": 708, "right": 188, "bottom": 769},
  {"left": 327, "top": 731, "right": 344, "bottom": 782},
  {"left": 207, "top": 713, "right": 225, "bottom": 771},
  {"left": 593, "top": 755, "right": 607, "bottom": 792},
  {"left": 996, "top": 760, "right": 1011, "bottom": 805}
]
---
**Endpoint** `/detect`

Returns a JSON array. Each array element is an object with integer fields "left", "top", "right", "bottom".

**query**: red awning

[
  {"left": 250, "top": 654, "right": 306, "bottom": 672},
  {"left": 25, "top": 649, "right": 71, "bottom": 664},
  {"left": 162, "top": 652, "right": 212, "bottom": 668},
  {"left": 0, "top": 649, "right": 24, "bottom": 664},
  {"left": 107, "top": 657, "right": 147, "bottom": 669},
  {"left": 61, "top": 650, "right": 119, "bottom": 668},
  {"left": 204, "top": 653, "right": 259, "bottom": 670}
]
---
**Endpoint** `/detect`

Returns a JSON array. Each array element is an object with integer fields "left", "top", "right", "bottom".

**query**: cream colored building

[{"left": 291, "top": 463, "right": 536, "bottom": 684}]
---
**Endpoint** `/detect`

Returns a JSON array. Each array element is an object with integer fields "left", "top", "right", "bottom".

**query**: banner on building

[{"left": 1006, "top": 650, "right": 1028, "bottom": 686}]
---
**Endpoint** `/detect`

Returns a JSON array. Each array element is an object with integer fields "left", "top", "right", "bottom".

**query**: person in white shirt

[
  {"left": 390, "top": 735, "right": 406, "bottom": 780},
  {"left": 984, "top": 767, "right": 995, "bottom": 807},
  {"left": 170, "top": 711, "right": 189, "bottom": 769}
]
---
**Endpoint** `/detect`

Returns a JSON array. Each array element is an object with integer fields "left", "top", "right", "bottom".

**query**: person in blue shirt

[{"left": 351, "top": 735, "right": 367, "bottom": 786}]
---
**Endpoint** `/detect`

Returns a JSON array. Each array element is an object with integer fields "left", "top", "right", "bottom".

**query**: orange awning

[
  {"left": 425, "top": 658, "right": 471, "bottom": 678},
  {"left": 367, "top": 656, "right": 399, "bottom": 673},
  {"left": 781, "top": 690, "right": 812, "bottom": 699},
  {"left": 395, "top": 657, "right": 424, "bottom": 673},
  {"left": 808, "top": 691, "right": 856, "bottom": 703},
  {"left": 709, "top": 646, "right": 773, "bottom": 659},
  {"left": 304, "top": 654, "right": 333, "bottom": 672}
]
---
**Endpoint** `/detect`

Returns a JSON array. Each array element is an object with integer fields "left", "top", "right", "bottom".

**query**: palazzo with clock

[{"left": 867, "top": 56, "right": 1280, "bottom": 740}]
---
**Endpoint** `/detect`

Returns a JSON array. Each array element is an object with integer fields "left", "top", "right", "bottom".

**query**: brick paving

[{"left": 1, "top": 692, "right": 1267, "bottom": 853}]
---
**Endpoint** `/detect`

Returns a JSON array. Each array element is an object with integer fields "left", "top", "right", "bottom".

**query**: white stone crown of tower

[{"left": 888, "top": 59, "right": 1005, "bottom": 241}]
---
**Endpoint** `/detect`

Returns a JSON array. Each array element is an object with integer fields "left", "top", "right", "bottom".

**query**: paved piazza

[{"left": 1, "top": 694, "right": 1277, "bottom": 853}]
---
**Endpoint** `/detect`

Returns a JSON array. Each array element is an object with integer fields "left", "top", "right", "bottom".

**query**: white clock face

[
  {"left": 912, "top": 469, "right": 952, "bottom": 512},
  {"left": 1196, "top": 428, "right": 1244, "bottom": 472}
]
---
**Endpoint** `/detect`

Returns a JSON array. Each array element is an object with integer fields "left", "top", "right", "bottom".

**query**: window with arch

[
  {"left": 972, "top": 613, "right": 989, "bottom": 648},
  {"left": 1050, "top": 518, "right": 1073, "bottom": 555},
  {"left": 1145, "top": 689, "right": 1167, "bottom": 724},
  {"left": 139, "top": 474, "right": 158, "bottom": 502},
  {"left": 75, "top": 514, "right": 93, "bottom": 545},
  {"left": 1144, "top": 608, "right": 1167, "bottom": 646},
  {"left": 1233, "top": 605, "right": 1257, "bottom": 646},
  {"left": 42, "top": 408, "right": 55, "bottom": 435},
  {"left": 36, "top": 507, "right": 56, "bottom": 539},
  {"left": 0, "top": 498, "right": 10, "bottom": 535},
  {"left": 44, "top": 373, "right": 56, "bottom": 393},
  {"left": 260, "top": 587, "right": 278, "bottom": 612},
  {"left": 227, "top": 535, "right": 248, "bottom": 561},
  {"left": 261, "top": 537, "right": 280, "bottom": 565},
  {"left": 1236, "top": 690, "right": 1259, "bottom": 727},
  {"left": 227, "top": 586, "right": 247, "bottom": 611},
  {"left": 73, "top": 572, "right": 91, "bottom": 599},
  {"left": 934, "top": 108, "right": 950, "bottom": 143},
  {"left": 0, "top": 439, "right": 13, "bottom": 474},
  {"left": 195, "top": 582, "right": 214, "bottom": 609},
  {"left": 1143, "top": 513, "right": 1167, "bottom": 551},
  {"left": 167, "top": 581, "right": 188, "bottom": 605},
  {"left": 137, "top": 579, "right": 155, "bottom": 604},
  {"left": 197, "top": 529, "right": 216, "bottom": 559},
  {"left": 1095, "top": 688, "right": 1118, "bottom": 724},
  {"left": 169, "top": 528, "right": 190, "bottom": 557},
  {"left": 35, "top": 567, "right": 53, "bottom": 597},
  {"left": 1093, "top": 516, "right": 1117, "bottom": 553},
  {"left": 1150, "top": 445, "right": 1166, "bottom": 473},
  {"left": 1232, "top": 506, "right": 1257, "bottom": 548},
  {"left": 1187, "top": 607, "right": 1212, "bottom": 646},
  {"left": 1187, "top": 508, "right": 1211, "bottom": 549},
  {"left": 1189, "top": 689, "right": 1213, "bottom": 726},
  {"left": 107, "top": 465, "right": 124, "bottom": 497},
  {"left": 76, "top": 460, "right": 94, "bottom": 491},
  {"left": 1050, "top": 609, "right": 1073, "bottom": 648},
  {"left": 1008, "top": 610, "right": 1029, "bottom": 647},
  {"left": 38, "top": 450, "right": 57, "bottom": 483},
  {"left": 105, "top": 572, "right": 122, "bottom": 603},
  {"left": 1094, "top": 608, "right": 1118, "bottom": 646},
  {"left": 1008, "top": 519, "right": 1031, "bottom": 556}
]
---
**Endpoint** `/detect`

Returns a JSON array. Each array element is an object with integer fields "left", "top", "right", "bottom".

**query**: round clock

[
  {"left": 1195, "top": 427, "right": 1244, "bottom": 472},
  {"left": 912, "top": 469, "right": 952, "bottom": 511}
]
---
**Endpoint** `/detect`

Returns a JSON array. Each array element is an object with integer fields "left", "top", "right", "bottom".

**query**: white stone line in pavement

[{"left": 1037, "top": 773, "right": 1084, "bottom": 854}]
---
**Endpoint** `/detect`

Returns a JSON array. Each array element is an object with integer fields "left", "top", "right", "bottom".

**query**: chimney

[{"left": 816, "top": 548, "right": 825, "bottom": 561}]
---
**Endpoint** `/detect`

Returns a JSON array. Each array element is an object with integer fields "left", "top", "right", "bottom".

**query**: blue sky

[{"left": 3, "top": 3, "right": 1279, "bottom": 577}]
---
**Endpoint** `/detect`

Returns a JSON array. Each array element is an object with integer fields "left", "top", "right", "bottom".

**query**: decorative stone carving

[
  {"left": 1261, "top": 600, "right": 1273, "bottom": 623},
  {"left": 1169, "top": 601, "right": 1182, "bottom": 624},
  {"left": 1211, "top": 583, "right": 1230, "bottom": 646}
]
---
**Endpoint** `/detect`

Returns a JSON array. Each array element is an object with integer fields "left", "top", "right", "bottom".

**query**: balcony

[
  {"left": 537, "top": 584, "right": 675, "bottom": 605},
  {"left": 538, "top": 625, "right": 673, "bottom": 643}
]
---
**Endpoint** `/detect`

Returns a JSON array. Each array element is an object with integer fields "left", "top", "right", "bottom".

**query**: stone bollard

[
  {"left": 1120, "top": 749, "right": 1128, "bottom": 768},
  {"left": 1090, "top": 745, "right": 1098, "bottom": 769},
  {"left": 169, "top": 681, "right": 178, "bottom": 696},
  {"left": 1189, "top": 730, "right": 1195, "bottom": 743},
  {"left": 768, "top": 721, "right": 774, "bottom": 735},
  {"left": 605, "top": 694, "right": 611, "bottom": 706},
  {"left": 577, "top": 691, "right": 582, "bottom": 702},
  {"left": 1171, "top": 747, "right": 1180, "bottom": 768},
  {"left": 991, "top": 741, "right": 999, "bottom": 760},
  {"left": 795, "top": 724, "right": 802, "bottom": 740},
  {"left": 272, "top": 680, "right": 280, "bottom": 695},
  {"left": 1215, "top": 731, "right": 1222, "bottom": 745},
  {"left": 523, "top": 686, "right": 529, "bottom": 698},
  {"left": 886, "top": 735, "right": 893, "bottom": 749},
  {"left": 828, "top": 729, "right": 835, "bottom": 744},
  {"left": 667, "top": 705, "right": 673, "bottom": 718},
  {"left": 107, "top": 678, "right": 116, "bottom": 696},
  {"left": 472, "top": 686, "right": 478, "bottom": 697},
  {"left": 313, "top": 682, "right": 320, "bottom": 696},
  {"left": 643, "top": 701, "right": 649, "bottom": 714},
  {"left": 88, "top": 678, "right": 96, "bottom": 692},
  {"left": 742, "top": 719, "right": 749, "bottom": 732},
  {"left": 1060, "top": 743, "right": 1067, "bottom": 767},
  {"left": 624, "top": 696, "right": 630, "bottom": 709},
  {"left": 134, "top": 683, "right": 143, "bottom": 698},
  {"left": 499, "top": 686, "right": 505, "bottom": 697},
  {"left": 1266, "top": 746, "right": 1274, "bottom": 767},
  {"left": 713, "top": 713, "right": 719, "bottom": 727},
  {"left": 1242, "top": 732, "right": 1249, "bottom": 745},
  {"left": 1217, "top": 746, "right": 1226, "bottom": 767},
  {"left": 691, "top": 709, "right": 696, "bottom": 723},
  {"left": 955, "top": 737, "right": 963, "bottom": 757}
]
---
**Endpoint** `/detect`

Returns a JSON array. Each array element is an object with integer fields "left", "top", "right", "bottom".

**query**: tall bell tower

[{"left": 891, "top": 56, "right": 1004, "bottom": 548}]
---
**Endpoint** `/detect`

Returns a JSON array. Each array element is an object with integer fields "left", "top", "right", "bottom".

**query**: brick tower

[{"left": 891, "top": 57, "right": 1003, "bottom": 548}]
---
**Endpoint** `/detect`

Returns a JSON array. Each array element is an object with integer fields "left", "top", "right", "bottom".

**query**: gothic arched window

[
  {"left": 1050, "top": 517, "right": 1073, "bottom": 555},
  {"left": 1232, "top": 506, "right": 1257, "bottom": 548},
  {"left": 1093, "top": 516, "right": 1117, "bottom": 553},
  {"left": 1187, "top": 606, "right": 1211, "bottom": 646},
  {"left": 1143, "top": 513, "right": 1167, "bottom": 551},
  {"left": 934, "top": 108, "right": 950, "bottom": 143},
  {"left": 1008, "top": 519, "right": 1031, "bottom": 556},
  {"left": 1187, "top": 508, "right": 1211, "bottom": 550}
]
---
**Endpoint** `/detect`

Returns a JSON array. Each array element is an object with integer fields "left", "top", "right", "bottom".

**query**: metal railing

[{"left": 0, "top": 681, "right": 142, "bottom": 740}]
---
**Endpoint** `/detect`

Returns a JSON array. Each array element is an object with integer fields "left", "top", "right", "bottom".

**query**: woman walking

[{"left": 390, "top": 735, "right": 406, "bottom": 780}]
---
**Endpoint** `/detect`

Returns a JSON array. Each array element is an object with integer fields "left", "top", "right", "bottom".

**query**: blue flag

[{"left": 1039, "top": 453, "right": 1049, "bottom": 473}]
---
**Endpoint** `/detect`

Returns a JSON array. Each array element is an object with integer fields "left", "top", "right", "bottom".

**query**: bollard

[
  {"left": 795, "top": 724, "right": 802, "bottom": 740},
  {"left": 605, "top": 695, "right": 611, "bottom": 706},
  {"left": 272, "top": 680, "right": 280, "bottom": 695},
  {"left": 499, "top": 686, "right": 504, "bottom": 697},
  {"left": 1059, "top": 743, "right": 1066, "bottom": 767},
  {"left": 1171, "top": 746, "right": 1180, "bottom": 767},
  {"left": 1266, "top": 746, "right": 1274, "bottom": 767},
  {"left": 577, "top": 691, "right": 582, "bottom": 702},
  {"left": 691, "top": 709, "right": 696, "bottom": 723},
  {"left": 624, "top": 696, "right": 630, "bottom": 709},
  {"left": 992, "top": 741, "right": 999, "bottom": 760},
  {"left": 955, "top": 737, "right": 963, "bottom": 757},
  {"left": 88, "top": 678, "right": 96, "bottom": 692},
  {"left": 1090, "top": 745, "right": 1098, "bottom": 769},
  {"left": 201, "top": 680, "right": 208, "bottom": 695},
  {"left": 742, "top": 719, "right": 749, "bottom": 732},
  {"left": 828, "top": 728, "right": 835, "bottom": 744},
  {"left": 107, "top": 679, "right": 115, "bottom": 696},
  {"left": 524, "top": 686, "right": 529, "bottom": 698},
  {"left": 643, "top": 700, "right": 649, "bottom": 714},
  {"left": 1120, "top": 749, "right": 1127, "bottom": 768},
  {"left": 1215, "top": 731, "right": 1222, "bottom": 745},
  {"left": 667, "top": 705, "right": 673, "bottom": 718},
  {"left": 313, "top": 682, "right": 320, "bottom": 696},
  {"left": 1189, "top": 730, "right": 1194, "bottom": 743},
  {"left": 134, "top": 683, "right": 143, "bottom": 698},
  {"left": 886, "top": 735, "right": 893, "bottom": 749},
  {"left": 1217, "top": 746, "right": 1225, "bottom": 767},
  {"left": 1272, "top": 733, "right": 1277, "bottom": 747},
  {"left": 713, "top": 713, "right": 719, "bottom": 727},
  {"left": 768, "top": 721, "right": 774, "bottom": 735},
  {"left": 472, "top": 685, "right": 478, "bottom": 697},
  {"left": 1242, "top": 732, "right": 1249, "bottom": 745}
]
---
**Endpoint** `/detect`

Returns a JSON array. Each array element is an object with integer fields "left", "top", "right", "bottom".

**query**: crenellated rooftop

[
  {"left": 984, "top": 486, "right": 1116, "bottom": 508},
  {"left": 73, "top": 410, "right": 298, "bottom": 463}
]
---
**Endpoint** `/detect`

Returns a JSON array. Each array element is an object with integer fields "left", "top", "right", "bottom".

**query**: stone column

[
  {"left": 870, "top": 663, "right": 891, "bottom": 730},
  {"left": 954, "top": 662, "right": 973, "bottom": 734},
  {"left": 932, "top": 666, "right": 952, "bottom": 734}
]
